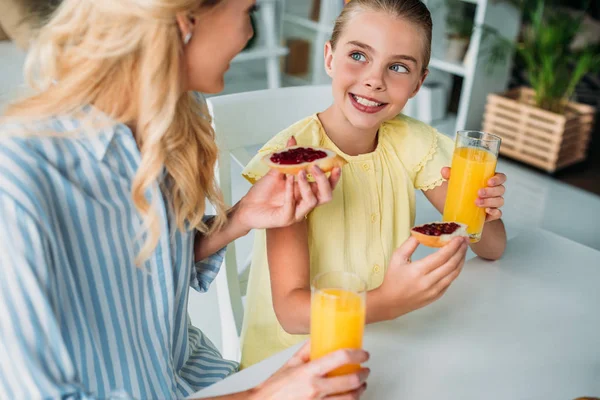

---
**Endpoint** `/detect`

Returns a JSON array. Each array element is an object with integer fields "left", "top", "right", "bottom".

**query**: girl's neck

[{"left": 318, "top": 104, "right": 379, "bottom": 156}]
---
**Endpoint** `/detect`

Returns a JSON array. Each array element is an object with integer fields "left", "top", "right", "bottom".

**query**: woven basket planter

[{"left": 483, "top": 87, "right": 595, "bottom": 172}]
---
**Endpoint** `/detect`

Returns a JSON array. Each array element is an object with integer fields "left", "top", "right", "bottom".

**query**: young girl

[
  {"left": 0, "top": 0, "right": 371, "bottom": 398},
  {"left": 240, "top": 0, "right": 507, "bottom": 367}
]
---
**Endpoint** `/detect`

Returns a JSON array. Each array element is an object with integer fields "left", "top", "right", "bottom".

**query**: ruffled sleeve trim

[
  {"left": 417, "top": 176, "right": 445, "bottom": 191},
  {"left": 413, "top": 127, "right": 438, "bottom": 174}
]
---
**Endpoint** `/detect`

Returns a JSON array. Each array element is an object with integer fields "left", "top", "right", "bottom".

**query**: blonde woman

[{"left": 0, "top": 0, "right": 370, "bottom": 399}]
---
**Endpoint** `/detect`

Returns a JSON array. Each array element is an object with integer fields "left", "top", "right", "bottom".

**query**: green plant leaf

[{"left": 479, "top": 0, "right": 594, "bottom": 112}]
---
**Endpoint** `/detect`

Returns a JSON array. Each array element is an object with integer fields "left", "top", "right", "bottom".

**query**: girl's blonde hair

[
  {"left": 331, "top": 0, "right": 433, "bottom": 73},
  {"left": 4, "top": 0, "right": 227, "bottom": 264}
]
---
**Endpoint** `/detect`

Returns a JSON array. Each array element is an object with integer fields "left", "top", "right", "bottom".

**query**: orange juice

[
  {"left": 310, "top": 288, "right": 365, "bottom": 376},
  {"left": 443, "top": 146, "right": 497, "bottom": 242}
]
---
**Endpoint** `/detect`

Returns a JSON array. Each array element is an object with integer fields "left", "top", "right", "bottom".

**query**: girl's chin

[{"left": 344, "top": 107, "right": 392, "bottom": 130}]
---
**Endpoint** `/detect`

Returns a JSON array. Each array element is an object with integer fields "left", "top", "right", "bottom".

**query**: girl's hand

[
  {"left": 251, "top": 341, "right": 370, "bottom": 400},
  {"left": 236, "top": 137, "right": 342, "bottom": 231},
  {"left": 441, "top": 167, "right": 506, "bottom": 222},
  {"left": 375, "top": 236, "right": 469, "bottom": 320}
]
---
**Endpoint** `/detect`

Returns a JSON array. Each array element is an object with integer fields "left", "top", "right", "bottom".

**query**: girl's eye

[
  {"left": 350, "top": 52, "right": 366, "bottom": 62},
  {"left": 390, "top": 64, "right": 409, "bottom": 73}
]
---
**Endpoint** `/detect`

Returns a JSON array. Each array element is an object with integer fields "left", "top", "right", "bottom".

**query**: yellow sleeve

[
  {"left": 241, "top": 115, "right": 324, "bottom": 184},
  {"left": 385, "top": 115, "right": 455, "bottom": 191},
  {"left": 413, "top": 129, "right": 455, "bottom": 191}
]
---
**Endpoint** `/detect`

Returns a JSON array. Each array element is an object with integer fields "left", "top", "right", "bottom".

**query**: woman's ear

[
  {"left": 409, "top": 69, "right": 429, "bottom": 98},
  {"left": 324, "top": 41, "right": 335, "bottom": 78},
  {"left": 175, "top": 12, "right": 195, "bottom": 42}
]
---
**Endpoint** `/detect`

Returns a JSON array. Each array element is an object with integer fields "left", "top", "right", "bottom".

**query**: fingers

[
  {"left": 280, "top": 174, "right": 296, "bottom": 223},
  {"left": 418, "top": 237, "right": 467, "bottom": 274},
  {"left": 310, "top": 166, "right": 334, "bottom": 204},
  {"left": 286, "top": 341, "right": 311, "bottom": 368},
  {"left": 476, "top": 197, "right": 504, "bottom": 209},
  {"left": 390, "top": 237, "right": 420, "bottom": 266},
  {"left": 295, "top": 171, "right": 318, "bottom": 220},
  {"left": 326, "top": 383, "right": 367, "bottom": 400},
  {"left": 487, "top": 173, "right": 507, "bottom": 187},
  {"left": 264, "top": 167, "right": 285, "bottom": 180},
  {"left": 307, "top": 349, "right": 370, "bottom": 377},
  {"left": 485, "top": 208, "right": 502, "bottom": 221},
  {"left": 432, "top": 286, "right": 450, "bottom": 302},
  {"left": 426, "top": 240, "right": 468, "bottom": 285},
  {"left": 295, "top": 340, "right": 311, "bottom": 359},
  {"left": 432, "top": 253, "right": 466, "bottom": 294},
  {"left": 286, "top": 135, "right": 298, "bottom": 147},
  {"left": 477, "top": 182, "right": 505, "bottom": 219},
  {"left": 328, "top": 167, "right": 342, "bottom": 191},
  {"left": 478, "top": 186, "right": 505, "bottom": 199},
  {"left": 441, "top": 167, "right": 451, "bottom": 180},
  {"left": 317, "top": 368, "right": 370, "bottom": 397},
  {"left": 288, "top": 165, "right": 339, "bottom": 221}
]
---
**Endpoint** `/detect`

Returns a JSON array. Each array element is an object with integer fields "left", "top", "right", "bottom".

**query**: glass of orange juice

[
  {"left": 310, "top": 271, "right": 366, "bottom": 376},
  {"left": 443, "top": 130, "right": 501, "bottom": 243}
]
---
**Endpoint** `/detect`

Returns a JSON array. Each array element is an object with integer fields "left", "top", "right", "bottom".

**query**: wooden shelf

[
  {"left": 429, "top": 57, "right": 467, "bottom": 77},
  {"left": 281, "top": 1, "right": 344, "bottom": 85},
  {"left": 232, "top": 46, "right": 289, "bottom": 63},
  {"left": 283, "top": 14, "right": 333, "bottom": 34},
  {"left": 423, "top": 0, "right": 521, "bottom": 132}
]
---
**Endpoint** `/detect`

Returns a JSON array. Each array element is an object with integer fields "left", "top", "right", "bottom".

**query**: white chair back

[{"left": 204, "top": 85, "right": 333, "bottom": 361}]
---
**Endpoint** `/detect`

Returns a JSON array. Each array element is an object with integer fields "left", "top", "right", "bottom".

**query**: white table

[{"left": 192, "top": 229, "right": 600, "bottom": 399}]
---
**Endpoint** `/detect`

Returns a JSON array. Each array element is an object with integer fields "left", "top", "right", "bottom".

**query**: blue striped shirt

[{"left": 0, "top": 109, "right": 238, "bottom": 399}]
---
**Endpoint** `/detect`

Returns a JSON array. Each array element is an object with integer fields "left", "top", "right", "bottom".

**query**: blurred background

[{"left": 1, "top": 0, "right": 599, "bottom": 195}]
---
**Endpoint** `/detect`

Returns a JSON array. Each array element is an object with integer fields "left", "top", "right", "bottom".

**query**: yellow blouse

[{"left": 240, "top": 113, "right": 454, "bottom": 368}]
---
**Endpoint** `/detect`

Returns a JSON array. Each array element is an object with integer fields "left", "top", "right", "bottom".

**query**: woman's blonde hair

[
  {"left": 4, "top": 0, "right": 227, "bottom": 264},
  {"left": 331, "top": 0, "right": 432, "bottom": 73}
]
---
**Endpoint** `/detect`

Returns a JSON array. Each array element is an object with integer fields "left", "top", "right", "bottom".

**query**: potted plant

[
  {"left": 445, "top": 0, "right": 475, "bottom": 63},
  {"left": 482, "top": 0, "right": 600, "bottom": 172}
]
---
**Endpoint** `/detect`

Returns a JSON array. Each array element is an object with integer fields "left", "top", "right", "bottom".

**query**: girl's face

[
  {"left": 178, "top": 0, "right": 257, "bottom": 94},
  {"left": 325, "top": 10, "right": 428, "bottom": 131}
]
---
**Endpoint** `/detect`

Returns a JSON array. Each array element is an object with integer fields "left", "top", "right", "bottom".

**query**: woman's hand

[
  {"left": 250, "top": 342, "right": 370, "bottom": 400},
  {"left": 236, "top": 137, "right": 342, "bottom": 231}
]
